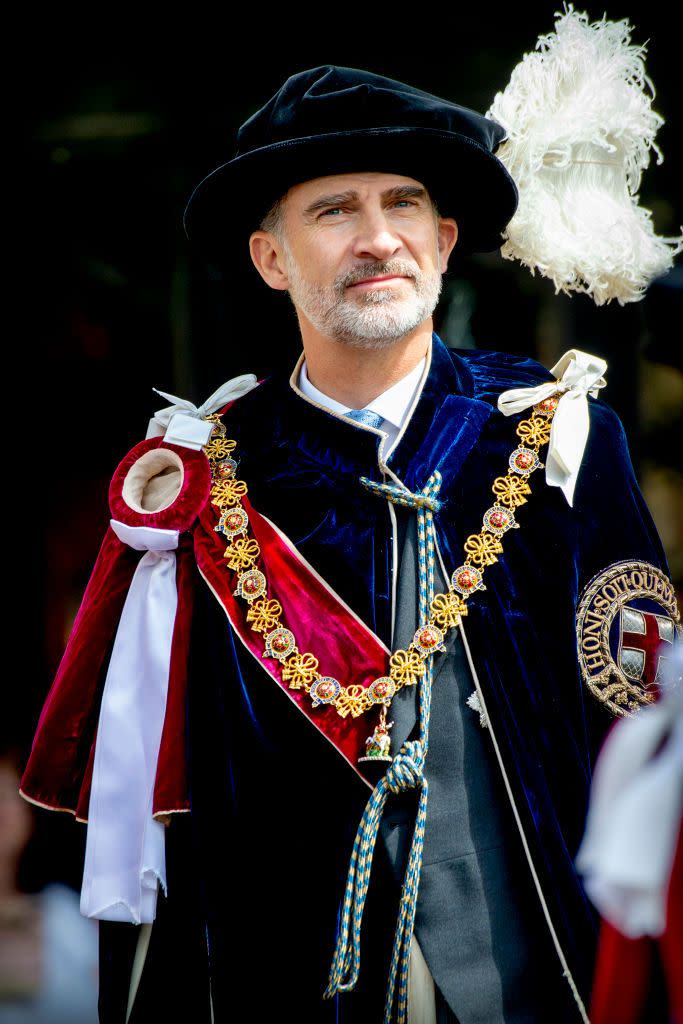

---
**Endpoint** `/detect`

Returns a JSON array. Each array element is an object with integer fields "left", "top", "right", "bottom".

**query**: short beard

[{"left": 279, "top": 242, "right": 443, "bottom": 350}]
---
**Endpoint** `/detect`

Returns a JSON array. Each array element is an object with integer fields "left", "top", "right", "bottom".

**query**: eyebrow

[{"left": 302, "top": 184, "right": 428, "bottom": 218}]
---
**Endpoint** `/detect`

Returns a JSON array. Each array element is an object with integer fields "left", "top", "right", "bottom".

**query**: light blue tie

[{"left": 346, "top": 408, "right": 385, "bottom": 430}]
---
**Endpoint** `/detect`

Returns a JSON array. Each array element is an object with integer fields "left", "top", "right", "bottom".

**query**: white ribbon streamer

[
  {"left": 575, "top": 669, "right": 683, "bottom": 938},
  {"left": 497, "top": 349, "right": 607, "bottom": 506},
  {"left": 146, "top": 374, "right": 260, "bottom": 449},
  {"left": 80, "top": 520, "right": 180, "bottom": 924}
]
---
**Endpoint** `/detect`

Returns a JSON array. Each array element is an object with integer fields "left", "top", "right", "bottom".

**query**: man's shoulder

[
  {"left": 453, "top": 345, "right": 554, "bottom": 397},
  {"left": 452, "top": 345, "right": 621, "bottom": 433},
  {"left": 215, "top": 373, "right": 276, "bottom": 426}
]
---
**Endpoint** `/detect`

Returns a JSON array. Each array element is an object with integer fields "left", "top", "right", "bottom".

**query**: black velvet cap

[{"left": 182, "top": 65, "right": 519, "bottom": 265}]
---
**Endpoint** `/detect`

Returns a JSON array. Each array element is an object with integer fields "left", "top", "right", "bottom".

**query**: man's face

[{"left": 254, "top": 172, "right": 458, "bottom": 350}]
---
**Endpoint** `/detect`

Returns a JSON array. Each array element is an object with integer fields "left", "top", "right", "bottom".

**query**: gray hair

[{"left": 259, "top": 196, "right": 287, "bottom": 242}]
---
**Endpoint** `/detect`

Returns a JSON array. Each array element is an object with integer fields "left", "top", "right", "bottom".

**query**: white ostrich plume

[{"left": 486, "top": 2, "right": 683, "bottom": 305}]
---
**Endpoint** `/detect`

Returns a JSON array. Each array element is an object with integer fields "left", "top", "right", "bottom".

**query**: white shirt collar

[{"left": 297, "top": 355, "right": 426, "bottom": 433}]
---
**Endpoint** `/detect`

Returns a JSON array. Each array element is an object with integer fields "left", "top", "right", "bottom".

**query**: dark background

[{"left": 12, "top": 3, "right": 682, "bottom": 890}]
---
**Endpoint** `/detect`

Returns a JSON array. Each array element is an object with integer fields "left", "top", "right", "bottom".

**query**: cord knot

[
  {"left": 384, "top": 740, "right": 425, "bottom": 794},
  {"left": 359, "top": 472, "right": 443, "bottom": 513}
]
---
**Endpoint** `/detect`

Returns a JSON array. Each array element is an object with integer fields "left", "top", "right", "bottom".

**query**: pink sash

[{"left": 194, "top": 488, "right": 392, "bottom": 789}]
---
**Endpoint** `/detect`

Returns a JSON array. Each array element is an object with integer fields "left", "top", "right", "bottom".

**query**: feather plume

[{"left": 486, "top": 2, "right": 683, "bottom": 305}]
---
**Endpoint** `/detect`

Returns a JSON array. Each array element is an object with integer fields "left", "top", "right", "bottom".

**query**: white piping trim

[
  {"left": 458, "top": 615, "right": 591, "bottom": 1024},
  {"left": 374, "top": 343, "right": 433, "bottom": 645},
  {"left": 17, "top": 788, "right": 188, "bottom": 825},
  {"left": 258, "top": 511, "right": 391, "bottom": 655},
  {"left": 208, "top": 925, "right": 215, "bottom": 1023},
  {"left": 196, "top": 564, "right": 375, "bottom": 792},
  {"left": 388, "top": 501, "right": 399, "bottom": 650},
  {"left": 126, "top": 922, "right": 153, "bottom": 1023},
  {"left": 288, "top": 352, "right": 386, "bottom": 439},
  {"left": 18, "top": 789, "right": 82, "bottom": 817},
  {"left": 377, "top": 337, "right": 433, "bottom": 473},
  {"left": 432, "top": 532, "right": 451, "bottom": 595}
]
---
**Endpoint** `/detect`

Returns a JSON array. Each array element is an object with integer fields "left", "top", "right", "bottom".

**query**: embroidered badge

[{"left": 576, "top": 560, "right": 681, "bottom": 716}]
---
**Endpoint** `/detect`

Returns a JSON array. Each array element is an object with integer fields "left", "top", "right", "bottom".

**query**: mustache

[{"left": 339, "top": 260, "right": 419, "bottom": 289}]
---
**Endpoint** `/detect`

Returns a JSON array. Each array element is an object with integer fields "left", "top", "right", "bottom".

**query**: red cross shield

[{"left": 618, "top": 606, "right": 675, "bottom": 690}]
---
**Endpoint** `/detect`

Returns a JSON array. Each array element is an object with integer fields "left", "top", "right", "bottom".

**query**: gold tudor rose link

[{"left": 200, "top": 390, "right": 560, "bottom": 721}]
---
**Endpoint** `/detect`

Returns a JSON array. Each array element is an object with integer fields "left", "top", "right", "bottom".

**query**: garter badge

[
  {"left": 216, "top": 505, "right": 249, "bottom": 538},
  {"left": 263, "top": 627, "right": 296, "bottom": 662},
  {"left": 310, "top": 676, "right": 342, "bottom": 706},
  {"left": 576, "top": 560, "right": 681, "bottom": 717}
]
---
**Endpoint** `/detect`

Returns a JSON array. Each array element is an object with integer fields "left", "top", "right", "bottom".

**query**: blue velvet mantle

[{"left": 104, "top": 332, "right": 672, "bottom": 1024}]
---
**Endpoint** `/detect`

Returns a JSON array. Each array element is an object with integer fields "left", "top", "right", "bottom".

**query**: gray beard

[{"left": 281, "top": 251, "right": 443, "bottom": 350}]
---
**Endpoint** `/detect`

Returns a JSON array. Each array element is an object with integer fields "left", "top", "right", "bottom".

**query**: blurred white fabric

[
  {"left": 0, "top": 883, "right": 99, "bottom": 1023},
  {"left": 576, "top": 645, "right": 683, "bottom": 938}
]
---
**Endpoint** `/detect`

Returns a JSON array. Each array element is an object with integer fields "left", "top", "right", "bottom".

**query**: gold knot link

[
  {"left": 211, "top": 478, "right": 248, "bottom": 508},
  {"left": 246, "top": 598, "right": 283, "bottom": 633},
  {"left": 333, "top": 684, "right": 373, "bottom": 719},
  {"left": 205, "top": 436, "right": 236, "bottom": 461},
  {"left": 282, "top": 652, "right": 319, "bottom": 691},
  {"left": 492, "top": 474, "right": 532, "bottom": 509},
  {"left": 389, "top": 648, "right": 426, "bottom": 688},
  {"left": 223, "top": 537, "right": 261, "bottom": 571},
  {"left": 464, "top": 531, "right": 504, "bottom": 567},
  {"left": 430, "top": 592, "right": 468, "bottom": 629},
  {"left": 516, "top": 416, "right": 552, "bottom": 448}
]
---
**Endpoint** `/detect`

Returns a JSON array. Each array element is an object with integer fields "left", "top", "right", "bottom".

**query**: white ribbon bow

[
  {"left": 575, "top": 674, "right": 683, "bottom": 938},
  {"left": 80, "top": 520, "right": 180, "bottom": 924},
  {"left": 146, "top": 374, "right": 260, "bottom": 450},
  {"left": 497, "top": 349, "right": 607, "bottom": 506}
]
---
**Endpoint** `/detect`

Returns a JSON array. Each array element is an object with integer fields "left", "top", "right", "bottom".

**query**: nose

[{"left": 351, "top": 210, "right": 403, "bottom": 262}]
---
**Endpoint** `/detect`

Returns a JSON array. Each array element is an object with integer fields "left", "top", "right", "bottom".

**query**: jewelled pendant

[
  {"left": 262, "top": 627, "right": 296, "bottom": 662},
  {"left": 412, "top": 623, "right": 447, "bottom": 657},
  {"left": 482, "top": 504, "right": 519, "bottom": 536},
  {"left": 451, "top": 564, "right": 486, "bottom": 596},
  {"left": 534, "top": 395, "right": 560, "bottom": 417},
  {"left": 216, "top": 505, "right": 249, "bottom": 537},
  {"left": 509, "top": 447, "right": 543, "bottom": 477},
  {"left": 234, "top": 569, "right": 267, "bottom": 601},
  {"left": 368, "top": 677, "right": 396, "bottom": 703},
  {"left": 358, "top": 704, "right": 394, "bottom": 763},
  {"left": 215, "top": 456, "right": 238, "bottom": 479},
  {"left": 310, "top": 676, "right": 342, "bottom": 707}
]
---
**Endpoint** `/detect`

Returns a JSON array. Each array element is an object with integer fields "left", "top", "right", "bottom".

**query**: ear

[
  {"left": 249, "top": 232, "right": 291, "bottom": 291},
  {"left": 437, "top": 217, "right": 458, "bottom": 272}
]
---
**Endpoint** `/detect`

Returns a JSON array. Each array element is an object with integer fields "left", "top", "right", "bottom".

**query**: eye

[{"left": 319, "top": 207, "right": 344, "bottom": 218}]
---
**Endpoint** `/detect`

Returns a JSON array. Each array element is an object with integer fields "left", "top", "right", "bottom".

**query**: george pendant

[{"left": 357, "top": 704, "right": 394, "bottom": 763}]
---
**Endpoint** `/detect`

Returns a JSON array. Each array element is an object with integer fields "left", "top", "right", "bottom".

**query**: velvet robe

[{"left": 26, "top": 332, "right": 676, "bottom": 1022}]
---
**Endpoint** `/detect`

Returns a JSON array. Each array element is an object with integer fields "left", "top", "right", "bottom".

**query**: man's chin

[
  {"left": 328, "top": 317, "right": 427, "bottom": 349},
  {"left": 330, "top": 332, "right": 411, "bottom": 350}
]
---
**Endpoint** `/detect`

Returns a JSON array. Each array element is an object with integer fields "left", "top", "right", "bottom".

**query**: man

[{"left": 20, "top": 66, "right": 678, "bottom": 1023}]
